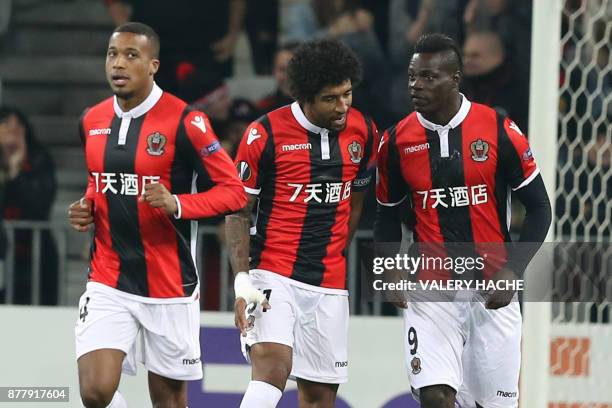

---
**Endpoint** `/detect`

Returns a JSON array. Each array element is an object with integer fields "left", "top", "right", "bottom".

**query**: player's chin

[
  {"left": 328, "top": 119, "right": 347, "bottom": 131},
  {"left": 111, "top": 87, "right": 134, "bottom": 99}
]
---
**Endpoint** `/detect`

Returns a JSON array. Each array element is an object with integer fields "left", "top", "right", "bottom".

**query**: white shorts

[
  {"left": 404, "top": 297, "right": 521, "bottom": 408},
  {"left": 241, "top": 270, "right": 349, "bottom": 384},
  {"left": 75, "top": 282, "right": 203, "bottom": 381}
]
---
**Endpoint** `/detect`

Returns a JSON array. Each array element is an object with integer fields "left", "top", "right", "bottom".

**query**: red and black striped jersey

[
  {"left": 377, "top": 95, "right": 538, "bottom": 245},
  {"left": 235, "top": 103, "right": 378, "bottom": 292},
  {"left": 79, "top": 84, "right": 246, "bottom": 303}
]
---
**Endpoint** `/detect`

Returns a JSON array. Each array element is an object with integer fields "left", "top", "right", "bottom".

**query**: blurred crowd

[{"left": 0, "top": 0, "right": 609, "bottom": 307}]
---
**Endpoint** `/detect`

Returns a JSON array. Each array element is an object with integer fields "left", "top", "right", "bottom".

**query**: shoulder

[
  {"left": 346, "top": 108, "right": 375, "bottom": 138},
  {"left": 81, "top": 97, "right": 114, "bottom": 122},
  {"left": 392, "top": 111, "right": 420, "bottom": 140},
  {"left": 466, "top": 101, "right": 498, "bottom": 122}
]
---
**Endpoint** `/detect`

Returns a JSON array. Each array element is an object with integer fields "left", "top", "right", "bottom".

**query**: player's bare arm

[
  {"left": 68, "top": 197, "right": 93, "bottom": 232},
  {"left": 225, "top": 193, "right": 269, "bottom": 335}
]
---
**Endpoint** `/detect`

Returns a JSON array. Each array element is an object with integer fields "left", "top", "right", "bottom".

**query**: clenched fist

[
  {"left": 139, "top": 182, "right": 177, "bottom": 216},
  {"left": 68, "top": 197, "right": 94, "bottom": 232}
]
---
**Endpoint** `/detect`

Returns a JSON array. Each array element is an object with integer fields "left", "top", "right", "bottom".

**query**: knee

[
  {"left": 419, "top": 385, "right": 455, "bottom": 408},
  {"left": 80, "top": 385, "right": 114, "bottom": 408}
]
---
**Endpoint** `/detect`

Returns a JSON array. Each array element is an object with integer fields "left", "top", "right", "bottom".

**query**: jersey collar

[
  {"left": 291, "top": 101, "right": 325, "bottom": 134},
  {"left": 113, "top": 82, "right": 163, "bottom": 119},
  {"left": 416, "top": 93, "right": 471, "bottom": 132}
]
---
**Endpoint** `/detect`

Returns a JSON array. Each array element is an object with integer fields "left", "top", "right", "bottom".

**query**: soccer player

[
  {"left": 225, "top": 39, "right": 378, "bottom": 408},
  {"left": 374, "top": 34, "right": 552, "bottom": 408},
  {"left": 68, "top": 23, "right": 246, "bottom": 408}
]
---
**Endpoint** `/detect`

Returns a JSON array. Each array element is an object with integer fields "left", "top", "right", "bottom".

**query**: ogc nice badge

[
  {"left": 470, "top": 138, "right": 489, "bottom": 162},
  {"left": 411, "top": 356, "right": 422, "bottom": 374},
  {"left": 348, "top": 141, "right": 363, "bottom": 164},
  {"left": 146, "top": 132, "right": 167, "bottom": 156}
]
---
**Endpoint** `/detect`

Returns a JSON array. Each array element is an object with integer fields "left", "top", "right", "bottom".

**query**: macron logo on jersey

[
  {"left": 247, "top": 128, "right": 262, "bottom": 145},
  {"left": 89, "top": 128, "right": 111, "bottom": 136},
  {"left": 191, "top": 116, "right": 207, "bottom": 133},
  {"left": 404, "top": 142, "right": 430, "bottom": 154},
  {"left": 282, "top": 143, "right": 312, "bottom": 152}
]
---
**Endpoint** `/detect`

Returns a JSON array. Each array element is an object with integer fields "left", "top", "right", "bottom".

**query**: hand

[
  {"left": 68, "top": 197, "right": 94, "bottom": 232},
  {"left": 485, "top": 267, "right": 518, "bottom": 309},
  {"left": 233, "top": 272, "right": 270, "bottom": 336},
  {"left": 354, "top": 9, "right": 374, "bottom": 31},
  {"left": 211, "top": 34, "right": 238, "bottom": 62},
  {"left": 329, "top": 14, "right": 358, "bottom": 36},
  {"left": 139, "top": 182, "right": 177, "bottom": 216}
]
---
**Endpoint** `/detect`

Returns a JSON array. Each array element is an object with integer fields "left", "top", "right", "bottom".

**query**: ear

[
  {"left": 452, "top": 71, "right": 462, "bottom": 87},
  {"left": 150, "top": 59, "right": 160, "bottom": 76}
]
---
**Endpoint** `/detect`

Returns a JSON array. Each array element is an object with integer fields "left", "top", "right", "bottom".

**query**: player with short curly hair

[
  {"left": 287, "top": 39, "right": 363, "bottom": 104},
  {"left": 226, "top": 38, "right": 378, "bottom": 407}
]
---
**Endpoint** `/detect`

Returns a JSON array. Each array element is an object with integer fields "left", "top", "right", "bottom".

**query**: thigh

[
  {"left": 77, "top": 348, "right": 125, "bottom": 402},
  {"left": 463, "top": 301, "right": 521, "bottom": 407},
  {"left": 75, "top": 287, "right": 139, "bottom": 363},
  {"left": 148, "top": 371, "right": 186, "bottom": 407},
  {"left": 242, "top": 272, "right": 297, "bottom": 353},
  {"left": 404, "top": 301, "right": 467, "bottom": 394},
  {"left": 138, "top": 299, "right": 203, "bottom": 381},
  {"left": 249, "top": 342, "right": 293, "bottom": 391},
  {"left": 292, "top": 292, "right": 349, "bottom": 385},
  {"left": 297, "top": 378, "right": 339, "bottom": 407}
]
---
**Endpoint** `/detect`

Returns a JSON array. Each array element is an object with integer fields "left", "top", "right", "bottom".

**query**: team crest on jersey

[
  {"left": 348, "top": 141, "right": 363, "bottom": 164},
  {"left": 146, "top": 132, "right": 166, "bottom": 156},
  {"left": 237, "top": 161, "right": 252, "bottom": 181},
  {"left": 470, "top": 139, "right": 489, "bottom": 162},
  {"left": 410, "top": 357, "right": 421, "bottom": 374}
]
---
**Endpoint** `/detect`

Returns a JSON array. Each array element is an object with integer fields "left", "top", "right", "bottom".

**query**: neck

[
  {"left": 423, "top": 93, "right": 462, "bottom": 126},
  {"left": 117, "top": 81, "right": 154, "bottom": 112},
  {"left": 301, "top": 103, "right": 322, "bottom": 129}
]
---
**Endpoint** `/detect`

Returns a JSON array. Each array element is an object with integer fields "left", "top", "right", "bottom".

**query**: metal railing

[{"left": 1, "top": 221, "right": 376, "bottom": 314}]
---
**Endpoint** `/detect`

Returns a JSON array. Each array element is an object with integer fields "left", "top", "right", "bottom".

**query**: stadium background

[{"left": 0, "top": 0, "right": 609, "bottom": 406}]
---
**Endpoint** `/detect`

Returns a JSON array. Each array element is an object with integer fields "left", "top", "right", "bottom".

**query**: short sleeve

[
  {"left": 376, "top": 127, "right": 408, "bottom": 206},
  {"left": 233, "top": 119, "right": 271, "bottom": 195}
]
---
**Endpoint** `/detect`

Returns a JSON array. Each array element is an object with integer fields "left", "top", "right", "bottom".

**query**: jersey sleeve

[
  {"left": 78, "top": 108, "right": 96, "bottom": 202},
  {"left": 174, "top": 110, "right": 246, "bottom": 219},
  {"left": 376, "top": 128, "right": 408, "bottom": 206},
  {"left": 233, "top": 119, "right": 271, "bottom": 196},
  {"left": 353, "top": 116, "right": 379, "bottom": 192},
  {"left": 499, "top": 117, "right": 539, "bottom": 191}
]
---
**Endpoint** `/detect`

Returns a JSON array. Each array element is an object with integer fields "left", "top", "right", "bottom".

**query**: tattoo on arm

[{"left": 225, "top": 194, "right": 257, "bottom": 276}]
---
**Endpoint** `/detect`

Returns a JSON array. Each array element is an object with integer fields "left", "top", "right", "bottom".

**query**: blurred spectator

[
  {"left": 284, "top": 0, "right": 393, "bottom": 127},
  {"left": 224, "top": 98, "right": 259, "bottom": 158},
  {"left": 245, "top": 0, "right": 279, "bottom": 75},
  {"left": 461, "top": 30, "right": 528, "bottom": 130},
  {"left": 386, "top": 0, "right": 467, "bottom": 122},
  {"left": 463, "top": 0, "right": 532, "bottom": 79},
  {"left": 256, "top": 41, "right": 300, "bottom": 113},
  {"left": 105, "top": 0, "right": 245, "bottom": 96},
  {"left": 0, "top": 106, "right": 58, "bottom": 305},
  {"left": 186, "top": 73, "right": 233, "bottom": 140}
]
